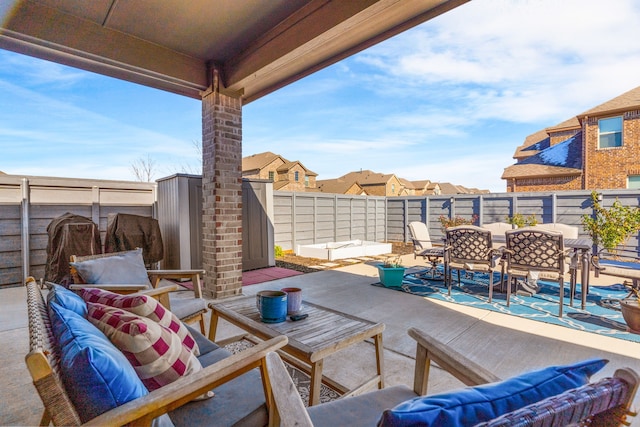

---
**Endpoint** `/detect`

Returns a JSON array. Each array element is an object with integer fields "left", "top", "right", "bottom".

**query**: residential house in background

[
  {"left": 242, "top": 151, "right": 317, "bottom": 191},
  {"left": 315, "top": 170, "right": 488, "bottom": 196},
  {"left": 502, "top": 86, "right": 640, "bottom": 192}
]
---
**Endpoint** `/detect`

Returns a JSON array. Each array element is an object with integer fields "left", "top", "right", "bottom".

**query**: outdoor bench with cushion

[
  {"left": 24, "top": 277, "right": 287, "bottom": 426},
  {"left": 267, "top": 328, "right": 638, "bottom": 426}
]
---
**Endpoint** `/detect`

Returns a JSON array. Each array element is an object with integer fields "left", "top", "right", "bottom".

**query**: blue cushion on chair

[
  {"left": 48, "top": 302, "right": 149, "bottom": 423},
  {"left": 378, "top": 358, "right": 607, "bottom": 427},
  {"left": 47, "top": 283, "right": 87, "bottom": 316}
]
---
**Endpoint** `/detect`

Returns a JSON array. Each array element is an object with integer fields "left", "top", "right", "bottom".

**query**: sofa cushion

[
  {"left": 308, "top": 385, "right": 418, "bottom": 427},
  {"left": 71, "top": 248, "right": 151, "bottom": 286},
  {"left": 47, "top": 283, "right": 87, "bottom": 316},
  {"left": 48, "top": 301, "right": 148, "bottom": 423},
  {"left": 80, "top": 287, "right": 199, "bottom": 356},
  {"left": 378, "top": 358, "right": 608, "bottom": 427},
  {"left": 86, "top": 302, "right": 202, "bottom": 391}
]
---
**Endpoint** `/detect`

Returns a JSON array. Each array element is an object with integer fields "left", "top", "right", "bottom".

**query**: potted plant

[
  {"left": 581, "top": 191, "right": 640, "bottom": 253},
  {"left": 505, "top": 213, "right": 538, "bottom": 228},
  {"left": 377, "top": 255, "right": 406, "bottom": 287},
  {"left": 620, "top": 287, "right": 640, "bottom": 334},
  {"left": 438, "top": 214, "right": 478, "bottom": 232}
]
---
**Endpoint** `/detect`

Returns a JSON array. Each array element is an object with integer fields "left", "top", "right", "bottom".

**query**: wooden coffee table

[{"left": 208, "top": 297, "right": 385, "bottom": 406}]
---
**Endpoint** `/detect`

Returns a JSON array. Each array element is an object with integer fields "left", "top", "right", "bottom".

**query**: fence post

[
  {"left": 21, "top": 178, "right": 30, "bottom": 283},
  {"left": 403, "top": 199, "right": 409, "bottom": 243},
  {"left": 291, "top": 192, "right": 296, "bottom": 252},
  {"left": 92, "top": 186, "right": 100, "bottom": 226},
  {"left": 478, "top": 195, "right": 484, "bottom": 225},
  {"left": 551, "top": 193, "right": 557, "bottom": 223}
]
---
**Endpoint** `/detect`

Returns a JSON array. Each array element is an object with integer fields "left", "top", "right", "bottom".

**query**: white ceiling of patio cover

[{"left": 0, "top": 0, "right": 467, "bottom": 102}]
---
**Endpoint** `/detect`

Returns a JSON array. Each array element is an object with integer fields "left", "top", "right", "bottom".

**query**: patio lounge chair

[
  {"left": 69, "top": 248, "right": 208, "bottom": 333},
  {"left": 24, "top": 277, "right": 287, "bottom": 426},
  {"left": 407, "top": 221, "right": 444, "bottom": 279},
  {"left": 266, "top": 327, "right": 638, "bottom": 427}
]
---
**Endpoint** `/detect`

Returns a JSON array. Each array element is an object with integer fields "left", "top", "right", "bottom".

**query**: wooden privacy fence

[
  {"left": 0, "top": 175, "right": 156, "bottom": 288},
  {"left": 274, "top": 190, "right": 640, "bottom": 252},
  {"left": 2, "top": 174, "right": 640, "bottom": 289}
]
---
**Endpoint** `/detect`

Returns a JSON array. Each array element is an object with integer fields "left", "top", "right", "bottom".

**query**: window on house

[
  {"left": 268, "top": 171, "right": 274, "bottom": 181},
  {"left": 391, "top": 184, "right": 395, "bottom": 194},
  {"left": 304, "top": 176, "right": 309, "bottom": 187},
  {"left": 294, "top": 171, "right": 299, "bottom": 182},
  {"left": 598, "top": 116, "right": 623, "bottom": 148},
  {"left": 628, "top": 175, "right": 640, "bottom": 189}
]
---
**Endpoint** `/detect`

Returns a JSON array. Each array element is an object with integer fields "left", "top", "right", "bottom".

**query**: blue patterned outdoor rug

[{"left": 371, "top": 268, "right": 640, "bottom": 344}]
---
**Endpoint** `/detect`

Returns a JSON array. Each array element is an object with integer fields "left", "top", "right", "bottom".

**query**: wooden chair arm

[
  {"left": 68, "top": 284, "right": 149, "bottom": 292},
  {"left": 408, "top": 327, "right": 501, "bottom": 396},
  {"left": 147, "top": 269, "right": 205, "bottom": 299},
  {"left": 84, "top": 335, "right": 289, "bottom": 427},
  {"left": 265, "top": 352, "right": 313, "bottom": 427}
]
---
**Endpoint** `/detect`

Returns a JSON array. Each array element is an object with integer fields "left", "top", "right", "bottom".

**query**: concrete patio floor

[{"left": 2, "top": 253, "right": 639, "bottom": 425}]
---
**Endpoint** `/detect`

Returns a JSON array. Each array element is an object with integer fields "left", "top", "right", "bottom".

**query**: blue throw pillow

[
  {"left": 378, "top": 358, "right": 608, "bottom": 427},
  {"left": 47, "top": 283, "right": 87, "bottom": 316},
  {"left": 48, "top": 302, "right": 148, "bottom": 423}
]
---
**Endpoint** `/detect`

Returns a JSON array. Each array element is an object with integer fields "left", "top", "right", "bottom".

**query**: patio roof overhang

[{"left": 0, "top": 0, "right": 468, "bottom": 103}]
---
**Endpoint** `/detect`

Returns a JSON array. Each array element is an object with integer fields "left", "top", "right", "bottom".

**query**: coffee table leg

[
  {"left": 374, "top": 333, "right": 385, "bottom": 389},
  {"left": 309, "top": 359, "right": 324, "bottom": 406},
  {"left": 208, "top": 311, "right": 219, "bottom": 341}
]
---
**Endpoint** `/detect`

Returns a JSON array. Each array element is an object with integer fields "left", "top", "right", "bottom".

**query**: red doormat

[{"left": 243, "top": 267, "right": 304, "bottom": 286}]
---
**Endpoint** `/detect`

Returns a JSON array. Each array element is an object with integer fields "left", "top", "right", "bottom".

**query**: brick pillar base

[{"left": 201, "top": 83, "right": 243, "bottom": 299}]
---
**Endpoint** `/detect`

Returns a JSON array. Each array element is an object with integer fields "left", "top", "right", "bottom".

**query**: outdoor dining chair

[
  {"left": 407, "top": 221, "right": 444, "bottom": 279},
  {"left": 445, "top": 225, "right": 498, "bottom": 300},
  {"left": 502, "top": 228, "right": 569, "bottom": 317}
]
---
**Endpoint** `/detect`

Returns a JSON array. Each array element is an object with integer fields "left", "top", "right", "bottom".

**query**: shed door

[{"left": 242, "top": 180, "right": 272, "bottom": 271}]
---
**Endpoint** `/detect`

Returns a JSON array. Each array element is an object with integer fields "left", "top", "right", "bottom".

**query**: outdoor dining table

[{"left": 491, "top": 235, "right": 592, "bottom": 310}]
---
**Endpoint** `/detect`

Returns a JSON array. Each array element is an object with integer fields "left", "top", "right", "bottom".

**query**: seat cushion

[
  {"left": 168, "top": 291, "right": 208, "bottom": 321},
  {"left": 80, "top": 287, "right": 199, "bottom": 356},
  {"left": 48, "top": 301, "right": 148, "bottom": 423},
  {"left": 169, "top": 347, "right": 269, "bottom": 427},
  {"left": 307, "top": 385, "right": 418, "bottom": 427},
  {"left": 86, "top": 302, "right": 202, "bottom": 391},
  {"left": 378, "top": 358, "right": 607, "bottom": 427},
  {"left": 71, "top": 248, "right": 152, "bottom": 286},
  {"left": 47, "top": 283, "right": 87, "bottom": 316}
]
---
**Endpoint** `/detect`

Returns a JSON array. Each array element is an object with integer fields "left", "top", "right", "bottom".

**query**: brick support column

[{"left": 201, "top": 79, "right": 243, "bottom": 299}]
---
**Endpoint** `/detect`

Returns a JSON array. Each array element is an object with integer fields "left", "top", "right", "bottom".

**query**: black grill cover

[
  {"left": 104, "top": 213, "right": 164, "bottom": 264},
  {"left": 45, "top": 213, "right": 102, "bottom": 285}
]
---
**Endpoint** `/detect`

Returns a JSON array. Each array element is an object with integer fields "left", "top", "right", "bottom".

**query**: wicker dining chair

[
  {"left": 445, "top": 226, "right": 498, "bottom": 299},
  {"left": 502, "top": 228, "right": 569, "bottom": 317}
]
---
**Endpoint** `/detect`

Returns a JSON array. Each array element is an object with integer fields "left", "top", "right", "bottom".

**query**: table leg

[
  {"left": 309, "top": 359, "right": 324, "bottom": 406},
  {"left": 208, "top": 311, "right": 219, "bottom": 341},
  {"left": 581, "top": 249, "right": 589, "bottom": 310},
  {"left": 374, "top": 333, "right": 385, "bottom": 389}
]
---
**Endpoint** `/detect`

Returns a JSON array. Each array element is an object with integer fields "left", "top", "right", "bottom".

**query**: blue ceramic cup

[{"left": 256, "top": 290, "right": 287, "bottom": 323}]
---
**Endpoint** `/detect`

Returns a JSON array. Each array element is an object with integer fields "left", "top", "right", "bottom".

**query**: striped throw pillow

[
  {"left": 80, "top": 287, "right": 199, "bottom": 356},
  {"left": 87, "top": 302, "right": 202, "bottom": 391}
]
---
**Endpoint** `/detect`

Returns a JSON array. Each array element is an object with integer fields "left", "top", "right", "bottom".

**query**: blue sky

[{"left": 2, "top": 0, "right": 640, "bottom": 192}]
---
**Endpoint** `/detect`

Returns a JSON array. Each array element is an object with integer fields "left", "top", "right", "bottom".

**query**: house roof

[
  {"left": 398, "top": 178, "right": 415, "bottom": 189},
  {"left": 546, "top": 116, "right": 580, "bottom": 133},
  {"left": 242, "top": 151, "right": 281, "bottom": 172},
  {"left": 437, "top": 182, "right": 466, "bottom": 194},
  {"left": 338, "top": 170, "right": 396, "bottom": 186},
  {"left": 0, "top": 1, "right": 467, "bottom": 102},
  {"left": 578, "top": 85, "right": 640, "bottom": 118},
  {"left": 411, "top": 180, "right": 432, "bottom": 189},
  {"left": 502, "top": 132, "right": 583, "bottom": 179},
  {"left": 316, "top": 179, "right": 364, "bottom": 194},
  {"left": 242, "top": 152, "right": 318, "bottom": 176},
  {"left": 513, "top": 129, "right": 551, "bottom": 159}
]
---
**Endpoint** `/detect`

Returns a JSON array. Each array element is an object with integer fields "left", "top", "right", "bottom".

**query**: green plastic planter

[{"left": 377, "top": 265, "right": 406, "bottom": 287}]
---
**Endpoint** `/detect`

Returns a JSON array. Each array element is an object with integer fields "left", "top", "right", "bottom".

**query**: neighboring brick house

[
  {"left": 242, "top": 151, "right": 317, "bottom": 191},
  {"left": 317, "top": 170, "right": 405, "bottom": 196},
  {"left": 502, "top": 86, "right": 640, "bottom": 192}
]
